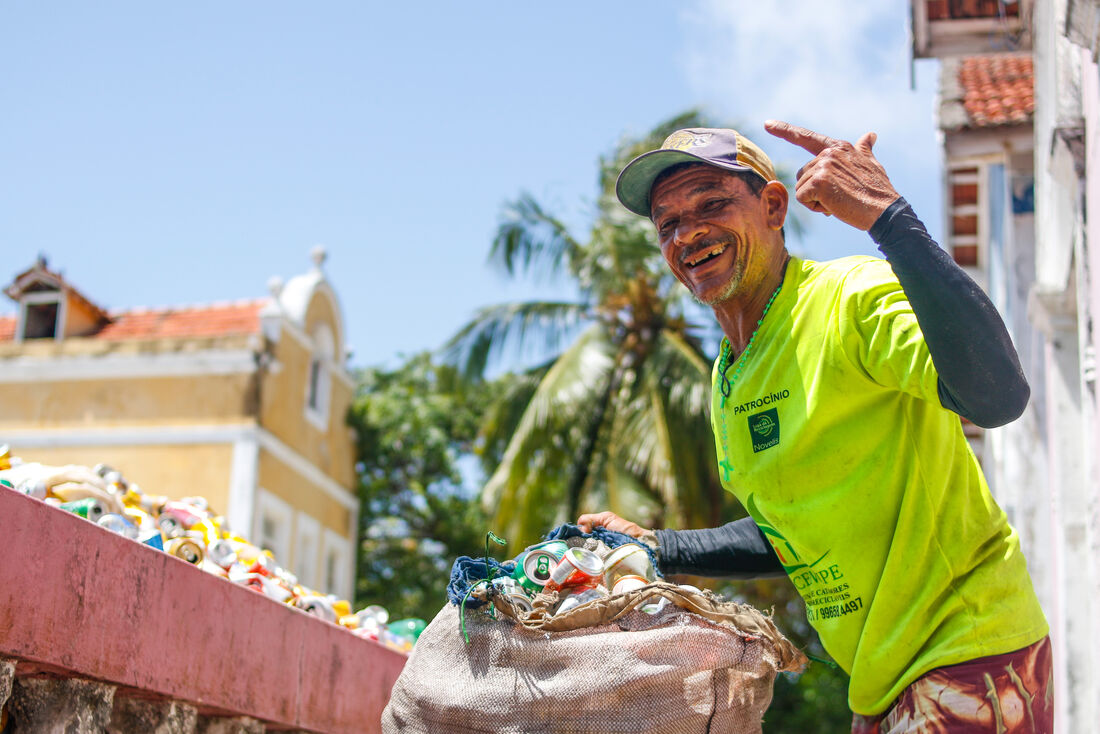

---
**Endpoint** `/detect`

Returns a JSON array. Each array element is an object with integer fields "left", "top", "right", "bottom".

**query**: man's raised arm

[{"left": 766, "top": 120, "right": 1029, "bottom": 427}]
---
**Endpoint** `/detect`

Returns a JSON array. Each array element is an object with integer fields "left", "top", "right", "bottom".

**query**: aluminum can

[
  {"left": 296, "top": 595, "right": 337, "bottom": 623},
  {"left": 358, "top": 604, "right": 390, "bottom": 626},
  {"left": 97, "top": 513, "right": 138, "bottom": 539},
  {"left": 492, "top": 576, "right": 534, "bottom": 612},
  {"left": 511, "top": 553, "right": 542, "bottom": 594},
  {"left": 545, "top": 547, "right": 604, "bottom": 591},
  {"left": 554, "top": 586, "right": 606, "bottom": 615},
  {"left": 526, "top": 539, "right": 569, "bottom": 558},
  {"left": 206, "top": 539, "right": 238, "bottom": 569},
  {"left": 166, "top": 537, "right": 205, "bottom": 565},
  {"left": 522, "top": 549, "right": 560, "bottom": 587},
  {"left": 603, "top": 543, "right": 656, "bottom": 587},
  {"left": 611, "top": 574, "right": 650, "bottom": 595},
  {"left": 60, "top": 498, "right": 106, "bottom": 523}
]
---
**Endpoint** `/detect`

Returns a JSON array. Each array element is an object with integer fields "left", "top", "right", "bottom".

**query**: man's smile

[{"left": 682, "top": 241, "right": 733, "bottom": 269}]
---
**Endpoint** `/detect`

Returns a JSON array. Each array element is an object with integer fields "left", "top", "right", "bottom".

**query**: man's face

[{"left": 650, "top": 165, "right": 781, "bottom": 307}]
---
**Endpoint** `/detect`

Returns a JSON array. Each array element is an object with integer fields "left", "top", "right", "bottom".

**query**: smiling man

[{"left": 578, "top": 124, "right": 1051, "bottom": 732}]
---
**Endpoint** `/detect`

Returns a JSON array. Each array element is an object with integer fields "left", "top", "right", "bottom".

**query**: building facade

[
  {"left": 912, "top": 0, "right": 1100, "bottom": 729},
  {"left": 0, "top": 248, "right": 358, "bottom": 600}
]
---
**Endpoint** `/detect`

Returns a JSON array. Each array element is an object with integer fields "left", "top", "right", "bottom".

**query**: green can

[
  {"left": 511, "top": 552, "right": 539, "bottom": 594},
  {"left": 60, "top": 498, "right": 106, "bottom": 523},
  {"left": 512, "top": 540, "right": 569, "bottom": 593}
]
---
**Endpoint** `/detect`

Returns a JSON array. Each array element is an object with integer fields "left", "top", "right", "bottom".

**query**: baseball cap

[{"left": 615, "top": 128, "right": 778, "bottom": 218}]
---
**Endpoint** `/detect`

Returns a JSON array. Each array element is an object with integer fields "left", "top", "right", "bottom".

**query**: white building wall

[
  {"left": 1080, "top": 47, "right": 1100, "bottom": 734},
  {"left": 1029, "top": 0, "right": 1099, "bottom": 728}
]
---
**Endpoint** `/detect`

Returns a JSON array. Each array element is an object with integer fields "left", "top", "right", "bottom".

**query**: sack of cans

[{"left": 386, "top": 525, "right": 807, "bottom": 734}]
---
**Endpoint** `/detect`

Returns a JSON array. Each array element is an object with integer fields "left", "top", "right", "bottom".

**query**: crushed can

[
  {"left": 544, "top": 547, "right": 604, "bottom": 592},
  {"left": 296, "top": 595, "right": 337, "bottom": 623},
  {"left": 97, "top": 513, "right": 138, "bottom": 539},
  {"left": 554, "top": 586, "right": 607, "bottom": 615},
  {"left": 491, "top": 576, "right": 534, "bottom": 613},
  {"left": 206, "top": 539, "right": 238, "bottom": 569},
  {"left": 60, "top": 498, "right": 106, "bottom": 523},
  {"left": 602, "top": 543, "right": 656, "bottom": 587},
  {"left": 610, "top": 574, "right": 650, "bottom": 595},
  {"left": 166, "top": 537, "right": 205, "bottom": 565}
]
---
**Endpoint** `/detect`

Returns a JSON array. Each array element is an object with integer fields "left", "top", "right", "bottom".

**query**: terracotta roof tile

[
  {"left": 927, "top": 0, "right": 1020, "bottom": 21},
  {"left": 0, "top": 300, "right": 268, "bottom": 342},
  {"left": 958, "top": 55, "right": 1034, "bottom": 128}
]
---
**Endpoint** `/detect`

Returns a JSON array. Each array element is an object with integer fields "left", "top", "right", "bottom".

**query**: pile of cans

[
  {"left": 494, "top": 538, "right": 680, "bottom": 616},
  {"left": 0, "top": 446, "right": 423, "bottom": 654}
]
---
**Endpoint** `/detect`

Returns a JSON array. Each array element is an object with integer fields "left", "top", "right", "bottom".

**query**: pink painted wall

[{"left": 0, "top": 486, "right": 405, "bottom": 733}]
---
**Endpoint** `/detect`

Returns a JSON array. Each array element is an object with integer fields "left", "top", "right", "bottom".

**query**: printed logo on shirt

[
  {"left": 746, "top": 494, "right": 861, "bottom": 623},
  {"left": 748, "top": 407, "right": 780, "bottom": 452}
]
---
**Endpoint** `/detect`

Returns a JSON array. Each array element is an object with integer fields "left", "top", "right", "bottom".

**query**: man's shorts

[{"left": 850, "top": 636, "right": 1053, "bottom": 734}]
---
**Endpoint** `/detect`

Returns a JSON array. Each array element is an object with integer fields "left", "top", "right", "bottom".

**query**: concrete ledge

[{"left": 0, "top": 486, "right": 405, "bottom": 733}]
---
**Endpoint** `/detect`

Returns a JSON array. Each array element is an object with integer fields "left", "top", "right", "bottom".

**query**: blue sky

[{"left": 1, "top": 2, "right": 941, "bottom": 370}]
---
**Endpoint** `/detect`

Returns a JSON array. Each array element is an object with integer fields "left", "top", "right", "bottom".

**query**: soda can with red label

[{"left": 545, "top": 547, "right": 603, "bottom": 592}]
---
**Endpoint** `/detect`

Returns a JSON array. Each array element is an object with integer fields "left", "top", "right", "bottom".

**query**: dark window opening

[
  {"left": 24, "top": 302, "right": 59, "bottom": 339},
  {"left": 308, "top": 359, "right": 322, "bottom": 411}
]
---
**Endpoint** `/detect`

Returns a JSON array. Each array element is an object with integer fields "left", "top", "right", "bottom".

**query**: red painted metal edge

[{"left": 0, "top": 486, "right": 405, "bottom": 733}]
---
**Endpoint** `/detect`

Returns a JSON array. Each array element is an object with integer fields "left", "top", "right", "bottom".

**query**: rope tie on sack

[
  {"left": 805, "top": 652, "right": 840, "bottom": 669},
  {"left": 460, "top": 531, "right": 507, "bottom": 644}
]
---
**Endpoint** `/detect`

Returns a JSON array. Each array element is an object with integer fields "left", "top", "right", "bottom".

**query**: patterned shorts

[{"left": 851, "top": 637, "right": 1053, "bottom": 734}]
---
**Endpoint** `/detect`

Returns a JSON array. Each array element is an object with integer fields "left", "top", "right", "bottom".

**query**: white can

[
  {"left": 602, "top": 543, "right": 656, "bottom": 587},
  {"left": 611, "top": 574, "right": 650, "bottom": 595}
]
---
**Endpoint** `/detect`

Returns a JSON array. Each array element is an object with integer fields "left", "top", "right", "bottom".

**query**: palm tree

[{"left": 446, "top": 111, "right": 780, "bottom": 547}]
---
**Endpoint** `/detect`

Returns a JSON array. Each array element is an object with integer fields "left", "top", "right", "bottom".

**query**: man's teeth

[{"left": 687, "top": 244, "right": 726, "bottom": 266}]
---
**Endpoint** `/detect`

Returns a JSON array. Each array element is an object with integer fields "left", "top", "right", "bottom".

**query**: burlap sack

[{"left": 381, "top": 582, "right": 805, "bottom": 734}]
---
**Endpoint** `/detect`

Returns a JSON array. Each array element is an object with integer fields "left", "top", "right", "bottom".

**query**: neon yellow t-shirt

[{"left": 711, "top": 255, "right": 1048, "bottom": 715}]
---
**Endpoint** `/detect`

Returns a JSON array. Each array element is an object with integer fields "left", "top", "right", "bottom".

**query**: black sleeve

[
  {"left": 868, "top": 197, "right": 1029, "bottom": 428},
  {"left": 654, "top": 517, "right": 786, "bottom": 579}
]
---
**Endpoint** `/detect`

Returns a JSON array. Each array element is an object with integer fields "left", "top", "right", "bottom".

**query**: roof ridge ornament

[{"left": 309, "top": 245, "right": 327, "bottom": 273}]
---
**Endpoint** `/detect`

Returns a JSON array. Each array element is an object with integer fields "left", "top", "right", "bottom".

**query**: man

[{"left": 578, "top": 123, "right": 1051, "bottom": 732}]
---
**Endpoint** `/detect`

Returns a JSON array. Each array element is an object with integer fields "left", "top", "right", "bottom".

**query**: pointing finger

[
  {"left": 765, "top": 119, "right": 839, "bottom": 156},
  {"left": 856, "top": 131, "right": 878, "bottom": 152}
]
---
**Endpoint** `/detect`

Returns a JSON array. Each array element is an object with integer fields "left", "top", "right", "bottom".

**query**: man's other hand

[
  {"left": 764, "top": 119, "right": 900, "bottom": 231},
  {"left": 576, "top": 511, "right": 649, "bottom": 539}
]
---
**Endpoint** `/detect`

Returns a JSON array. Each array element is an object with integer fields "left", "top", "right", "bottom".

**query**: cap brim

[{"left": 615, "top": 149, "right": 760, "bottom": 218}]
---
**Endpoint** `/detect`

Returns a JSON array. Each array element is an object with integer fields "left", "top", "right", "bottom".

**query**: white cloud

[{"left": 678, "top": 0, "right": 946, "bottom": 254}]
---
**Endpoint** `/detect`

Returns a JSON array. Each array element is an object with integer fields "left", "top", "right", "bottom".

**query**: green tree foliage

[
  {"left": 349, "top": 352, "right": 500, "bottom": 622},
  {"left": 446, "top": 110, "right": 739, "bottom": 549}
]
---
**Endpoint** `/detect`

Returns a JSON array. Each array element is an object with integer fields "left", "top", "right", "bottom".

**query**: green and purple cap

[{"left": 616, "top": 127, "right": 778, "bottom": 218}]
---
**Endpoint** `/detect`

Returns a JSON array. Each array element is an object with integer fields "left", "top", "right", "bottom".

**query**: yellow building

[{"left": 0, "top": 249, "right": 358, "bottom": 599}]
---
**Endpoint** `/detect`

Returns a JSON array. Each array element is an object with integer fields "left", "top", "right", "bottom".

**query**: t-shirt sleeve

[
  {"left": 834, "top": 259, "right": 943, "bottom": 405},
  {"left": 869, "top": 198, "right": 1029, "bottom": 427}
]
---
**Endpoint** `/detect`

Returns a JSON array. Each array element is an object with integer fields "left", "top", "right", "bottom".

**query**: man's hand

[
  {"left": 764, "top": 120, "right": 900, "bottom": 232},
  {"left": 576, "top": 511, "right": 649, "bottom": 539}
]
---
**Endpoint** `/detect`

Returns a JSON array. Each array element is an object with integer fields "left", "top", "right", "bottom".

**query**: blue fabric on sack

[
  {"left": 446, "top": 523, "right": 662, "bottom": 607},
  {"left": 446, "top": 555, "right": 516, "bottom": 608}
]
